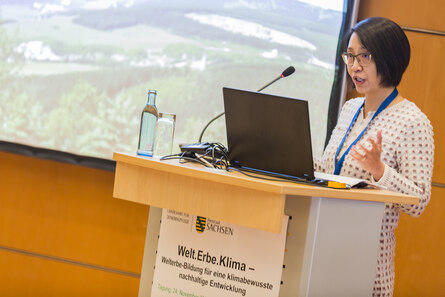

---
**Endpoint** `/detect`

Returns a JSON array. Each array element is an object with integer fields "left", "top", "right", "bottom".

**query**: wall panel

[
  {"left": 394, "top": 186, "right": 445, "bottom": 296},
  {"left": 398, "top": 31, "right": 445, "bottom": 183},
  {"left": 358, "top": 0, "right": 445, "bottom": 32},
  {"left": 0, "top": 250, "right": 140, "bottom": 297},
  {"left": 0, "top": 151, "right": 149, "bottom": 295}
]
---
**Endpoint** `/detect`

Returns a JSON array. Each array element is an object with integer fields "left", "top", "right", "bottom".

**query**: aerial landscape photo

[{"left": 0, "top": 0, "right": 344, "bottom": 159}]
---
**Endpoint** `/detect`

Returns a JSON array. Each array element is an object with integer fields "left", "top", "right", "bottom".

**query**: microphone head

[{"left": 281, "top": 66, "right": 295, "bottom": 78}]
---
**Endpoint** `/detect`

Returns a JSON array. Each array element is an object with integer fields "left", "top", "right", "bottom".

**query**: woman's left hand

[{"left": 350, "top": 130, "right": 385, "bottom": 181}]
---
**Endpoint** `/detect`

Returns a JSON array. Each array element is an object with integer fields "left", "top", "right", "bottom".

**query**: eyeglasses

[{"left": 341, "top": 52, "right": 372, "bottom": 67}]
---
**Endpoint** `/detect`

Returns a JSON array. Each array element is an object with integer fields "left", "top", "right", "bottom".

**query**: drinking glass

[{"left": 153, "top": 113, "right": 176, "bottom": 157}]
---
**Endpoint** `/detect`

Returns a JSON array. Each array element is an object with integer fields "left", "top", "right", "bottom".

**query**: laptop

[{"left": 223, "top": 87, "right": 315, "bottom": 181}]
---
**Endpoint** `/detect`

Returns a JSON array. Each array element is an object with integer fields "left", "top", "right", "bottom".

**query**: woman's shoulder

[
  {"left": 344, "top": 96, "right": 365, "bottom": 108},
  {"left": 391, "top": 99, "right": 433, "bottom": 131},
  {"left": 340, "top": 97, "right": 365, "bottom": 115},
  {"left": 398, "top": 99, "right": 430, "bottom": 122}
]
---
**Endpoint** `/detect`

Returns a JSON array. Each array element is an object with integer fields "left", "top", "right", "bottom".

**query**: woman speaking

[{"left": 316, "top": 17, "right": 434, "bottom": 296}]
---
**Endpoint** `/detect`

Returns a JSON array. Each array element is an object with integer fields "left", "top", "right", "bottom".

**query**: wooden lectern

[{"left": 112, "top": 152, "right": 418, "bottom": 297}]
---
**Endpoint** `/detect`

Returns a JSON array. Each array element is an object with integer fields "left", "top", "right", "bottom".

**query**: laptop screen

[{"left": 223, "top": 87, "right": 315, "bottom": 180}]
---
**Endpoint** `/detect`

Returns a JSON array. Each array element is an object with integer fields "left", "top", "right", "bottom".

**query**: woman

[{"left": 316, "top": 17, "right": 434, "bottom": 296}]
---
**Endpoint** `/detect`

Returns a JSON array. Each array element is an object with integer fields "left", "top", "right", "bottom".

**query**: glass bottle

[{"left": 137, "top": 89, "right": 158, "bottom": 156}]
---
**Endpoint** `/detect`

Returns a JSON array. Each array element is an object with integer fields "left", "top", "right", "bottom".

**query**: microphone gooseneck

[
  {"left": 257, "top": 66, "right": 296, "bottom": 92},
  {"left": 198, "top": 66, "right": 296, "bottom": 142}
]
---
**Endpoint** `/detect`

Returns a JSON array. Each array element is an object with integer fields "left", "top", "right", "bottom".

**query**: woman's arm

[{"left": 376, "top": 117, "right": 434, "bottom": 217}]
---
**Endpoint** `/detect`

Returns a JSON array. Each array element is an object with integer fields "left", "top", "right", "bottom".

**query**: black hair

[{"left": 344, "top": 17, "right": 410, "bottom": 87}]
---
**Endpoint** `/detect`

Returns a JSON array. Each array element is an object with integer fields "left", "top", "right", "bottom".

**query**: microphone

[
  {"left": 281, "top": 66, "right": 296, "bottom": 77},
  {"left": 257, "top": 66, "right": 295, "bottom": 92},
  {"left": 198, "top": 66, "right": 296, "bottom": 142}
]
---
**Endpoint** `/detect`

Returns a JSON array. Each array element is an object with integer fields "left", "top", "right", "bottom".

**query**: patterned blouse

[{"left": 315, "top": 97, "right": 434, "bottom": 296}]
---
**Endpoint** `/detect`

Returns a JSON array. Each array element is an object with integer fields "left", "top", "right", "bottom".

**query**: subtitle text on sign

[{"left": 158, "top": 244, "right": 274, "bottom": 296}]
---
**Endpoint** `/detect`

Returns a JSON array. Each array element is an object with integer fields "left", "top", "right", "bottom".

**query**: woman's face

[{"left": 347, "top": 33, "right": 382, "bottom": 96}]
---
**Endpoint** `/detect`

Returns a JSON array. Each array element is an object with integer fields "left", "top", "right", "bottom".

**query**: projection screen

[{"left": 0, "top": 0, "right": 346, "bottom": 160}]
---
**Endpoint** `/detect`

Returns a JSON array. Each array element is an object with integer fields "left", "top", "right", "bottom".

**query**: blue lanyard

[{"left": 333, "top": 88, "right": 398, "bottom": 175}]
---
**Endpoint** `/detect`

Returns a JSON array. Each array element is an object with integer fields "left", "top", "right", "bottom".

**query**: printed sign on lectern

[{"left": 151, "top": 209, "right": 288, "bottom": 297}]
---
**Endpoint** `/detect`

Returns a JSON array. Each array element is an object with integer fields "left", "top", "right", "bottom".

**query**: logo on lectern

[{"left": 195, "top": 216, "right": 207, "bottom": 233}]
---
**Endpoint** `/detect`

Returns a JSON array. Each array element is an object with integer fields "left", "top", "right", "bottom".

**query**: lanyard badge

[{"left": 333, "top": 88, "right": 398, "bottom": 175}]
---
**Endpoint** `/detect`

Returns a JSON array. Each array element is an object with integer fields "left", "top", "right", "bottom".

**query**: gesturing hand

[{"left": 349, "top": 130, "right": 385, "bottom": 181}]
